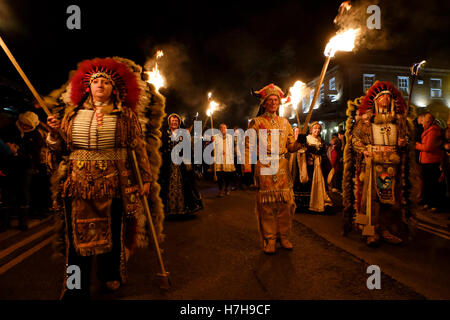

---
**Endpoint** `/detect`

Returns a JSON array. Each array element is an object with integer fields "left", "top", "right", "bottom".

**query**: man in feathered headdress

[
  {"left": 245, "top": 84, "right": 305, "bottom": 254},
  {"left": 343, "top": 81, "right": 413, "bottom": 246},
  {"left": 46, "top": 57, "right": 165, "bottom": 299}
]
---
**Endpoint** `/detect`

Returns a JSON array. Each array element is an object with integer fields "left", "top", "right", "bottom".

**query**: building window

[
  {"left": 319, "top": 83, "right": 325, "bottom": 104},
  {"left": 417, "top": 79, "right": 423, "bottom": 85},
  {"left": 363, "top": 74, "right": 375, "bottom": 92},
  {"left": 329, "top": 77, "right": 336, "bottom": 91},
  {"left": 397, "top": 76, "right": 409, "bottom": 95},
  {"left": 430, "top": 78, "right": 442, "bottom": 98},
  {"left": 329, "top": 94, "right": 339, "bottom": 102}
]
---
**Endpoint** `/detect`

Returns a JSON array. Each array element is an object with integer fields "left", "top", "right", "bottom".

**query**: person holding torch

[{"left": 245, "top": 84, "right": 306, "bottom": 254}]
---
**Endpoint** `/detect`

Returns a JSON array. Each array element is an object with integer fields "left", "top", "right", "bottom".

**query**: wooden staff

[
  {"left": 362, "top": 155, "right": 375, "bottom": 236},
  {"left": 0, "top": 35, "right": 51, "bottom": 116},
  {"left": 131, "top": 150, "right": 170, "bottom": 289},
  {"left": 0, "top": 34, "right": 67, "bottom": 141},
  {"left": 301, "top": 56, "right": 331, "bottom": 134}
]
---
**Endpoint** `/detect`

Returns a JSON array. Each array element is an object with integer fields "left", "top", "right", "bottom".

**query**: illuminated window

[
  {"left": 430, "top": 78, "right": 442, "bottom": 98},
  {"left": 319, "top": 83, "right": 325, "bottom": 104},
  {"left": 363, "top": 74, "right": 375, "bottom": 92},
  {"left": 329, "top": 94, "right": 339, "bottom": 102},
  {"left": 397, "top": 76, "right": 409, "bottom": 95},
  {"left": 329, "top": 77, "right": 336, "bottom": 91}
]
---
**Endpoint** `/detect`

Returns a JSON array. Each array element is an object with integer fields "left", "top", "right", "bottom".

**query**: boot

[
  {"left": 18, "top": 206, "right": 29, "bottom": 231},
  {"left": 263, "top": 239, "right": 276, "bottom": 254},
  {"left": 280, "top": 238, "right": 293, "bottom": 250}
]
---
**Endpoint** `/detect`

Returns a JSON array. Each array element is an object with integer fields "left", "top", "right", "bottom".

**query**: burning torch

[
  {"left": 301, "top": 28, "right": 359, "bottom": 134},
  {"left": 289, "top": 80, "right": 307, "bottom": 128},
  {"left": 207, "top": 97, "right": 219, "bottom": 181},
  {"left": 146, "top": 50, "right": 165, "bottom": 92},
  {"left": 407, "top": 60, "right": 426, "bottom": 117}
]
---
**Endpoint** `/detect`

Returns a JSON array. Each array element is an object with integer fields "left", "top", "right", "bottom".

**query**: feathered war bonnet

[
  {"left": 252, "top": 83, "right": 285, "bottom": 116},
  {"left": 358, "top": 81, "right": 407, "bottom": 117},
  {"left": 67, "top": 57, "right": 147, "bottom": 113}
]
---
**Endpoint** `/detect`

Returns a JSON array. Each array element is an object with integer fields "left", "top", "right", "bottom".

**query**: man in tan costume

[{"left": 244, "top": 84, "right": 304, "bottom": 254}]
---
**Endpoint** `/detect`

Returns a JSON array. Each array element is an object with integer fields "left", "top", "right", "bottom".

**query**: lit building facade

[{"left": 289, "top": 63, "right": 450, "bottom": 141}]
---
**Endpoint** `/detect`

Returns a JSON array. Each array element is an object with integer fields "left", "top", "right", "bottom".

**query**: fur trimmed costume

[
  {"left": 342, "top": 81, "right": 418, "bottom": 245},
  {"left": 46, "top": 57, "right": 165, "bottom": 298}
]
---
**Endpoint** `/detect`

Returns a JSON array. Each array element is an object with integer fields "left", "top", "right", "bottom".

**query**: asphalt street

[{"left": 0, "top": 180, "right": 434, "bottom": 300}]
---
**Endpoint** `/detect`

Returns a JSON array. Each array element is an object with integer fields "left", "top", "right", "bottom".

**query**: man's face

[
  {"left": 170, "top": 116, "right": 180, "bottom": 130},
  {"left": 90, "top": 77, "right": 113, "bottom": 103},
  {"left": 263, "top": 95, "right": 280, "bottom": 114},
  {"left": 220, "top": 124, "right": 227, "bottom": 135},
  {"left": 375, "top": 93, "right": 391, "bottom": 114}
]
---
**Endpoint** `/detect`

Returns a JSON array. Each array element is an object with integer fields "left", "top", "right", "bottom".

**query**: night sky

[{"left": 1, "top": 0, "right": 449, "bottom": 128}]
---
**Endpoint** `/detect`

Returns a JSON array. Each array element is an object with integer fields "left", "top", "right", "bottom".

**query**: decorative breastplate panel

[
  {"left": 372, "top": 123, "right": 397, "bottom": 146},
  {"left": 72, "top": 110, "right": 117, "bottom": 149}
]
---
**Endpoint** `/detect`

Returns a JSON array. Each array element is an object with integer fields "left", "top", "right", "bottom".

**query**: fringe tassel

[{"left": 257, "top": 189, "right": 293, "bottom": 204}]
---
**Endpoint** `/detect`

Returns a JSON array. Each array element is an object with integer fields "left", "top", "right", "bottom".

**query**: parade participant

[
  {"left": 245, "top": 84, "right": 304, "bottom": 254},
  {"left": 159, "top": 113, "right": 203, "bottom": 215},
  {"left": 46, "top": 57, "right": 162, "bottom": 299},
  {"left": 299, "top": 121, "right": 332, "bottom": 213},
  {"left": 343, "top": 81, "right": 413, "bottom": 246},
  {"left": 214, "top": 123, "right": 236, "bottom": 197}
]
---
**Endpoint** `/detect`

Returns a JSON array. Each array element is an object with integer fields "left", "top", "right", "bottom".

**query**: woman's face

[
  {"left": 90, "top": 77, "right": 113, "bottom": 103},
  {"left": 311, "top": 124, "right": 321, "bottom": 137}
]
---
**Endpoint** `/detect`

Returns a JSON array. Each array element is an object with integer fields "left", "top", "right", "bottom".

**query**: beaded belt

[
  {"left": 370, "top": 145, "right": 397, "bottom": 152},
  {"left": 69, "top": 149, "right": 127, "bottom": 161}
]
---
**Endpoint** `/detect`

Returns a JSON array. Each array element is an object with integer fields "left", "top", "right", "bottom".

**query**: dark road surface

[{"left": 0, "top": 181, "right": 428, "bottom": 300}]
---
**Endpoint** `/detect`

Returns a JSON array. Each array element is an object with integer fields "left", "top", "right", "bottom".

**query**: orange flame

[
  {"left": 324, "top": 28, "right": 359, "bottom": 57},
  {"left": 289, "top": 80, "right": 306, "bottom": 110},
  {"left": 207, "top": 100, "right": 219, "bottom": 117},
  {"left": 146, "top": 50, "right": 165, "bottom": 91}
]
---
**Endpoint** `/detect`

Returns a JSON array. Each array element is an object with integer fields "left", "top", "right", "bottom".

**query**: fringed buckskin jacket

[
  {"left": 49, "top": 104, "right": 152, "bottom": 281},
  {"left": 244, "top": 112, "right": 301, "bottom": 204}
]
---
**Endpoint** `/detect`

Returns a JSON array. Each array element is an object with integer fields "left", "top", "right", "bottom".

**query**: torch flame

[
  {"left": 146, "top": 50, "right": 165, "bottom": 91},
  {"left": 340, "top": 1, "right": 352, "bottom": 11},
  {"left": 207, "top": 100, "right": 219, "bottom": 117},
  {"left": 324, "top": 28, "right": 360, "bottom": 57},
  {"left": 411, "top": 60, "right": 426, "bottom": 76},
  {"left": 208, "top": 92, "right": 212, "bottom": 99},
  {"left": 289, "top": 80, "right": 306, "bottom": 110}
]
